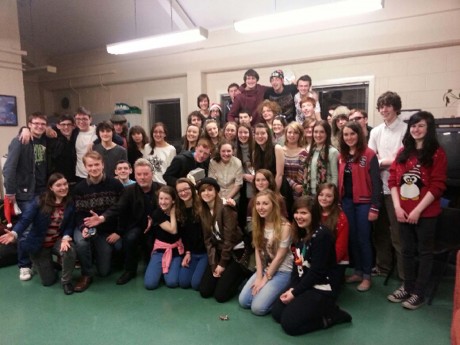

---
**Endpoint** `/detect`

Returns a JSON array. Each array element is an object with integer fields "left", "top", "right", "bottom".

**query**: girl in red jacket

[
  {"left": 338, "top": 121, "right": 382, "bottom": 292},
  {"left": 387, "top": 111, "right": 447, "bottom": 310}
]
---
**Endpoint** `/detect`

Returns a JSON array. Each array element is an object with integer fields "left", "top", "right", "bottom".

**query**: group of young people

[{"left": 0, "top": 68, "right": 448, "bottom": 336}]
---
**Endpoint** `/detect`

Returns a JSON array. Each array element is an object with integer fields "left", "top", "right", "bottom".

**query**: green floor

[{"left": 0, "top": 265, "right": 454, "bottom": 345}]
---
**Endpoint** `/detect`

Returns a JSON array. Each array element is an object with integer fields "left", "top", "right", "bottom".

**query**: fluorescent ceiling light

[
  {"left": 107, "top": 27, "right": 208, "bottom": 55},
  {"left": 234, "top": 0, "right": 383, "bottom": 33}
]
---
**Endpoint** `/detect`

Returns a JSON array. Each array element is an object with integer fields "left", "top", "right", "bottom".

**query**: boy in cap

[{"left": 264, "top": 69, "right": 297, "bottom": 123}]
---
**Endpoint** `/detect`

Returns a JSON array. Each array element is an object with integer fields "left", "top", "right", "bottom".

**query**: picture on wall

[{"left": 0, "top": 95, "right": 18, "bottom": 126}]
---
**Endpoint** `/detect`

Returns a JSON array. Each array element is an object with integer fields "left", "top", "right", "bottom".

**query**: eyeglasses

[
  {"left": 75, "top": 118, "right": 90, "bottom": 122},
  {"left": 177, "top": 187, "right": 191, "bottom": 194},
  {"left": 350, "top": 116, "right": 364, "bottom": 122},
  {"left": 30, "top": 122, "right": 47, "bottom": 126},
  {"left": 153, "top": 131, "right": 165, "bottom": 135},
  {"left": 59, "top": 123, "right": 74, "bottom": 127}
]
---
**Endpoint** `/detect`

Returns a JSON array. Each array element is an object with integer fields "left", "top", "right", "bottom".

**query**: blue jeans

[
  {"left": 74, "top": 228, "right": 122, "bottom": 277},
  {"left": 342, "top": 198, "right": 373, "bottom": 279},
  {"left": 144, "top": 251, "right": 181, "bottom": 290},
  {"left": 239, "top": 270, "right": 291, "bottom": 316},
  {"left": 178, "top": 253, "right": 208, "bottom": 290},
  {"left": 17, "top": 199, "right": 33, "bottom": 268}
]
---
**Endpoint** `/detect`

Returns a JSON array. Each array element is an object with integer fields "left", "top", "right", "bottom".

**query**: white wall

[
  {"left": 27, "top": 0, "right": 460, "bottom": 132},
  {"left": 0, "top": 0, "right": 27, "bottom": 156}
]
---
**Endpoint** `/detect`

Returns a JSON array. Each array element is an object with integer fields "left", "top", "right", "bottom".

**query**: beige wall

[
  {"left": 27, "top": 0, "right": 460, "bottom": 133},
  {"left": 0, "top": 0, "right": 27, "bottom": 156}
]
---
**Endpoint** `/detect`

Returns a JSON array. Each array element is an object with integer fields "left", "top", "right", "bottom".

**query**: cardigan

[{"left": 290, "top": 225, "right": 337, "bottom": 298}]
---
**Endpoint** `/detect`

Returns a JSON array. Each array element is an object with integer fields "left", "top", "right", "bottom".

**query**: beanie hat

[
  {"left": 270, "top": 69, "right": 284, "bottom": 81},
  {"left": 209, "top": 103, "right": 222, "bottom": 112}
]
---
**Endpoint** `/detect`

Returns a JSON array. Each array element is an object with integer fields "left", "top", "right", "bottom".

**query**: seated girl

[
  {"left": 239, "top": 190, "right": 293, "bottom": 315},
  {"left": 144, "top": 186, "right": 183, "bottom": 290}
]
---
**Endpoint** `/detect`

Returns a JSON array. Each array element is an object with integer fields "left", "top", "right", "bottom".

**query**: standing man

[
  {"left": 84, "top": 158, "right": 162, "bottom": 284},
  {"left": 227, "top": 69, "right": 268, "bottom": 125},
  {"left": 349, "top": 109, "right": 373, "bottom": 143},
  {"left": 93, "top": 121, "right": 127, "bottom": 178},
  {"left": 224, "top": 83, "right": 240, "bottom": 122},
  {"left": 368, "top": 91, "right": 407, "bottom": 279},
  {"left": 294, "top": 74, "right": 321, "bottom": 122},
  {"left": 47, "top": 114, "right": 78, "bottom": 189},
  {"left": 264, "top": 69, "right": 297, "bottom": 123},
  {"left": 3, "top": 112, "right": 48, "bottom": 280},
  {"left": 74, "top": 107, "right": 98, "bottom": 181},
  {"left": 72, "top": 151, "right": 124, "bottom": 292},
  {"left": 110, "top": 113, "right": 128, "bottom": 148}
]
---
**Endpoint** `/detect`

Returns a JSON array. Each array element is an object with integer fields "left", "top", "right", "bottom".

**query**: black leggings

[
  {"left": 199, "top": 259, "right": 245, "bottom": 303},
  {"left": 272, "top": 289, "right": 336, "bottom": 336}
]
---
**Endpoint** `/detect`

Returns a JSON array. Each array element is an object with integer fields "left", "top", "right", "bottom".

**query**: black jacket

[{"left": 163, "top": 151, "right": 209, "bottom": 187}]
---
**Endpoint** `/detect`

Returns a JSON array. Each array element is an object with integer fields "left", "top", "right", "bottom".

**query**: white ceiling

[{"left": 17, "top": 0, "right": 337, "bottom": 59}]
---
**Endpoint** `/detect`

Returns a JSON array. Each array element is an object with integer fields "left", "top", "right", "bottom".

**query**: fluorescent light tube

[
  {"left": 107, "top": 27, "right": 208, "bottom": 55},
  {"left": 234, "top": 0, "right": 383, "bottom": 33}
]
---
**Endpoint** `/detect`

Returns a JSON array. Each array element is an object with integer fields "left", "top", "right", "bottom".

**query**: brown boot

[{"left": 74, "top": 276, "right": 92, "bottom": 292}]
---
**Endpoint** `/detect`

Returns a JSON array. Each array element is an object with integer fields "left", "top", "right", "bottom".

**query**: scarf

[{"left": 303, "top": 146, "right": 328, "bottom": 195}]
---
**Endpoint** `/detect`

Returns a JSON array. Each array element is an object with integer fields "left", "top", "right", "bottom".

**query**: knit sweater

[
  {"left": 388, "top": 147, "right": 447, "bottom": 218},
  {"left": 73, "top": 176, "right": 124, "bottom": 234}
]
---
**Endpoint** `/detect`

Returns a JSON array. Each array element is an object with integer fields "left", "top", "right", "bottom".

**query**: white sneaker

[{"left": 19, "top": 267, "right": 33, "bottom": 281}]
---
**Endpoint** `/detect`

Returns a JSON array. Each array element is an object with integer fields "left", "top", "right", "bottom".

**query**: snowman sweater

[{"left": 388, "top": 147, "right": 447, "bottom": 218}]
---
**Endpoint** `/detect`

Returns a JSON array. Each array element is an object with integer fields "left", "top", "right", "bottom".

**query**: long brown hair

[
  {"left": 313, "top": 183, "right": 340, "bottom": 239},
  {"left": 128, "top": 125, "right": 148, "bottom": 151},
  {"left": 197, "top": 182, "right": 222, "bottom": 234},
  {"left": 291, "top": 196, "right": 318, "bottom": 243},
  {"left": 236, "top": 123, "right": 254, "bottom": 167},
  {"left": 175, "top": 178, "right": 200, "bottom": 223},
  {"left": 253, "top": 123, "right": 275, "bottom": 171},
  {"left": 339, "top": 121, "right": 366, "bottom": 161},
  {"left": 149, "top": 122, "right": 168, "bottom": 155},
  {"left": 39, "top": 173, "right": 70, "bottom": 215}
]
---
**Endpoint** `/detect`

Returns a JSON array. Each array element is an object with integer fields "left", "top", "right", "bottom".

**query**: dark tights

[
  {"left": 272, "top": 289, "right": 336, "bottom": 336},
  {"left": 199, "top": 259, "right": 244, "bottom": 303}
]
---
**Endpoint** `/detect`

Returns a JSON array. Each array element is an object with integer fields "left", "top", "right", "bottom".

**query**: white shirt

[
  {"left": 368, "top": 117, "right": 407, "bottom": 194},
  {"left": 143, "top": 144, "right": 176, "bottom": 185},
  {"left": 75, "top": 127, "right": 97, "bottom": 178}
]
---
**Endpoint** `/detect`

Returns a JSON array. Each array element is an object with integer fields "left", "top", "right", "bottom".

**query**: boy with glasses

[
  {"left": 3, "top": 112, "right": 49, "bottom": 281},
  {"left": 349, "top": 109, "right": 373, "bottom": 143}
]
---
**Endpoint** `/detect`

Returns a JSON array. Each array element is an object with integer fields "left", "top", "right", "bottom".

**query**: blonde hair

[
  {"left": 252, "top": 190, "right": 286, "bottom": 250},
  {"left": 285, "top": 122, "right": 305, "bottom": 147}
]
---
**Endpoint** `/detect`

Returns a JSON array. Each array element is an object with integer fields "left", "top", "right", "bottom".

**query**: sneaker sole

[
  {"left": 402, "top": 301, "right": 425, "bottom": 310},
  {"left": 387, "top": 295, "right": 408, "bottom": 303}
]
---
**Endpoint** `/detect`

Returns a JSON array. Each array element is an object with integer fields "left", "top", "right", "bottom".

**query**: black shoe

[
  {"left": 63, "top": 283, "right": 74, "bottom": 295},
  {"left": 116, "top": 271, "right": 136, "bottom": 285},
  {"left": 324, "top": 307, "right": 352, "bottom": 328}
]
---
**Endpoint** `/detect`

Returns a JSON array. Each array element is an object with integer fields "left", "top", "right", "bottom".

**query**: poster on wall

[{"left": 0, "top": 95, "right": 18, "bottom": 126}]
